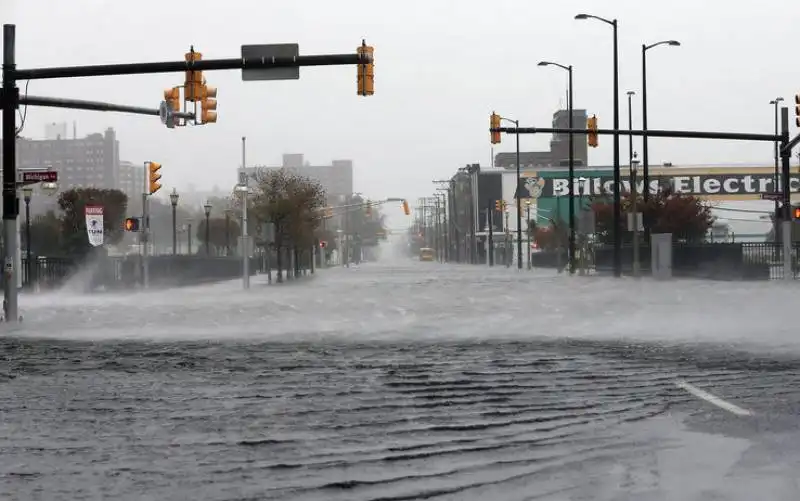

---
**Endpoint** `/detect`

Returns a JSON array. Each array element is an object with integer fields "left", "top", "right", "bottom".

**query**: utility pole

[{"left": 241, "top": 136, "right": 250, "bottom": 289}]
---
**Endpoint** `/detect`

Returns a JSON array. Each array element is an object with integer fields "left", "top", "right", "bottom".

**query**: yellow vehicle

[{"left": 419, "top": 247, "right": 435, "bottom": 261}]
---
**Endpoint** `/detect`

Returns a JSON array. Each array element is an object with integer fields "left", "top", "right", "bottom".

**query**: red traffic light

[
  {"left": 124, "top": 217, "right": 140, "bottom": 232},
  {"left": 319, "top": 240, "right": 327, "bottom": 248}
]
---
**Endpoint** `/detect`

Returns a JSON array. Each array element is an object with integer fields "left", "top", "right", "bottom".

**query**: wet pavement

[{"left": 2, "top": 253, "right": 800, "bottom": 500}]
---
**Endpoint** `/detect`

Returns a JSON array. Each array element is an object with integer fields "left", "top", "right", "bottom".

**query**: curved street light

[
  {"left": 537, "top": 59, "right": 576, "bottom": 274},
  {"left": 575, "top": 12, "right": 621, "bottom": 277}
]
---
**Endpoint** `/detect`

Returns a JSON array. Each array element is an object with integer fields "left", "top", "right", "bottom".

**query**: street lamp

[
  {"left": 22, "top": 187, "right": 32, "bottom": 288},
  {"left": 234, "top": 184, "right": 250, "bottom": 289},
  {"left": 497, "top": 115, "right": 523, "bottom": 270},
  {"left": 642, "top": 39, "right": 680, "bottom": 234},
  {"left": 630, "top": 154, "right": 641, "bottom": 277},
  {"left": 203, "top": 201, "right": 212, "bottom": 255},
  {"left": 538, "top": 60, "right": 575, "bottom": 274},
  {"left": 627, "top": 90, "right": 636, "bottom": 169},
  {"left": 525, "top": 199, "right": 532, "bottom": 270},
  {"left": 576, "top": 12, "right": 621, "bottom": 277},
  {"left": 169, "top": 188, "right": 179, "bottom": 255},
  {"left": 769, "top": 97, "right": 784, "bottom": 226},
  {"left": 224, "top": 208, "right": 233, "bottom": 256}
]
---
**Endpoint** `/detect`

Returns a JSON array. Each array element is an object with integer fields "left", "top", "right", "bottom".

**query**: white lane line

[{"left": 675, "top": 380, "right": 754, "bottom": 417}]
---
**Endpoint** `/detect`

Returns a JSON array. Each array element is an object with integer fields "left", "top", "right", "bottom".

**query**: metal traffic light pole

[
  {"left": 492, "top": 123, "right": 787, "bottom": 277},
  {"left": 0, "top": 23, "right": 371, "bottom": 322}
]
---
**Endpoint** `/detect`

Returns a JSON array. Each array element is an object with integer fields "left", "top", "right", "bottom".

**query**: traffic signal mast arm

[
  {"left": 14, "top": 52, "right": 372, "bottom": 81},
  {"left": 19, "top": 94, "right": 195, "bottom": 121},
  {"left": 490, "top": 126, "right": 780, "bottom": 143}
]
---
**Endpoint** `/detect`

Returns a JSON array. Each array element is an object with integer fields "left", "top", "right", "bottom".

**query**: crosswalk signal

[
  {"left": 795, "top": 94, "right": 800, "bottom": 128},
  {"left": 357, "top": 40, "right": 375, "bottom": 96},
  {"left": 490, "top": 112, "right": 501, "bottom": 144},
  {"left": 402, "top": 200, "right": 410, "bottom": 215},
  {"left": 587, "top": 115, "right": 599, "bottom": 148},
  {"left": 200, "top": 84, "right": 218, "bottom": 124},
  {"left": 148, "top": 162, "right": 162, "bottom": 195},
  {"left": 184, "top": 47, "right": 203, "bottom": 102},
  {"left": 794, "top": 206, "right": 800, "bottom": 220},
  {"left": 124, "top": 217, "right": 140, "bottom": 232}
]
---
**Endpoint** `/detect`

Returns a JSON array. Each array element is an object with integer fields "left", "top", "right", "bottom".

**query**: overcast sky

[{"left": 3, "top": 0, "right": 799, "bottom": 225}]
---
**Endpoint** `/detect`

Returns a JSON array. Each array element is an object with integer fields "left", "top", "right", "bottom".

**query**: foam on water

[{"left": 7, "top": 249, "right": 799, "bottom": 355}]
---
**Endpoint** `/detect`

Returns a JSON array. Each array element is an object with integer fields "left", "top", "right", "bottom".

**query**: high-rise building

[
  {"left": 0, "top": 127, "right": 126, "bottom": 215},
  {"left": 238, "top": 153, "right": 354, "bottom": 203}
]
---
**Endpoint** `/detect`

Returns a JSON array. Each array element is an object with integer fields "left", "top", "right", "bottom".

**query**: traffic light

[
  {"left": 356, "top": 40, "right": 375, "bottom": 96},
  {"left": 184, "top": 48, "right": 203, "bottom": 102},
  {"left": 164, "top": 87, "right": 180, "bottom": 112},
  {"left": 794, "top": 206, "right": 800, "bottom": 220},
  {"left": 490, "top": 112, "right": 501, "bottom": 144},
  {"left": 402, "top": 200, "right": 410, "bottom": 215},
  {"left": 124, "top": 217, "right": 140, "bottom": 232},
  {"left": 795, "top": 94, "right": 800, "bottom": 128},
  {"left": 587, "top": 114, "right": 599, "bottom": 148},
  {"left": 200, "top": 84, "right": 218, "bottom": 124},
  {"left": 495, "top": 200, "right": 504, "bottom": 212},
  {"left": 148, "top": 162, "right": 162, "bottom": 195},
  {"left": 320, "top": 240, "right": 327, "bottom": 248}
]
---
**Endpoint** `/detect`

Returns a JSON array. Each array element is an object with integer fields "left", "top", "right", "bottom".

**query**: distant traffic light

[
  {"left": 356, "top": 40, "right": 375, "bottom": 96},
  {"left": 794, "top": 205, "right": 800, "bottom": 220},
  {"left": 490, "top": 112, "right": 501, "bottom": 144},
  {"left": 200, "top": 84, "right": 218, "bottom": 124},
  {"left": 402, "top": 200, "right": 410, "bottom": 216},
  {"left": 184, "top": 48, "right": 203, "bottom": 102},
  {"left": 124, "top": 217, "right": 140, "bottom": 232},
  {"left": 148, "top": 162, "right": 162, "bottom": 195},
  {"left": 320, "top": 240, "right": 327, "bottom": 248},
  {"left": 795, "top": 94, "right": 800, "bottom": 128},
  {"left": 495, "top": 200, "right": 505, "bottom": 212},
  {"left": 587, "top": 115, "right": 599, "bottom": 148}
]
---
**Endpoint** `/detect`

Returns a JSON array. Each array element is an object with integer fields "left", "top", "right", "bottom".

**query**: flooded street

[{"left": 3, "top": 257, "right": 800, "bottom": 500}]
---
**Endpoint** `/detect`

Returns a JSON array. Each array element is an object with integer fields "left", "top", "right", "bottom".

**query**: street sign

[
  {"left": 22, "top": 171, "right": 57, "bottom": 184},
  {"left": 241, "top": 44, "right": 300, "bottom": 81},
  {"left": 760, "top": 192, "right": 782, "bottom": 201}
]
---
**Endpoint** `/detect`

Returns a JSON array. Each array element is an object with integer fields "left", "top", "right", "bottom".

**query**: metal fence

[{"left": 530, "top": 241, "right": 800, "bottom": 281}]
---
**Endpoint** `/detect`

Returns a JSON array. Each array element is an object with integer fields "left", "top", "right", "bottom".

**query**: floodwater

[{"left": 3, "top": 251, "right": 800, "bottom": 500}]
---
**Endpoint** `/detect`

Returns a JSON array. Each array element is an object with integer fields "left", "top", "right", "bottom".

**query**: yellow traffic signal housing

[
  {"left": 123, "top": 217, "right": 140, "bottom": 232},
  {"left": 495, "top": 200, "right": 503, "bottom": 212},
  {"left": 795, "top": 94, "right": 800, "bottom": 128},
  {"left": 184, "top": 49, "right": 203, "bottom": 102},
  {"left": 490, "top": 112, "right": 501, "bottom": 144},
  {"left": 356, "top": 40, "right": 375, "bottom": 96},
  {"left": 200, "top": 85, "right": 218, "bottom": 124},
  {"left": 587, "top": 114, "right": 599, "bottom": 148},
  {"left": 148, "top": 162, "right": 162, "bottom": 195},
  {"left": 164, "top": 87, "right": 181, "bottom": 112},
  {"left": 402, "top": 200, "right": 410, "bottom": 215}
]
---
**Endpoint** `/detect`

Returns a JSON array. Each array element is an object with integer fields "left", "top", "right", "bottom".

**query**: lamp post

[
  {"left": 770, "top": 97, "right": 784, "bottom": 232},
  {"left": 576, "top": 13, "right": 621, "bottom": 277},
  {"left": 497, "top": 116, "right": 523, "bottom": 270},
  {"left": 642, "top": 39, "right": 680, "bottom": 238},
  {"left": 203, "top": 201, "right": 212, "bottom": 255},
  {"left": 630, "top": 154, "right": 641, "bottom": 277},
  {"left": 224, "top": 208, "right": 232, "bottom": 256},
  {"left": 234, "top": 184, "right": 250, "bottom": 289},
  {"left": 169, "top": 188, "right": 179, "bottom": 255},
  {"left": 525, "top": 199, "right": 532, "bottom": 270},
  {"left": 22, "top": 187, "right": 32, "bottom": 288},
  {"left": 538, "top": 60, "right": 575, "bottom": 274}
]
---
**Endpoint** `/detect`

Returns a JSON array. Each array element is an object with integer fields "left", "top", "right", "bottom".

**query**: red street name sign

[{"left": 22, "top": 171, "right": 58, "bottom": 183}]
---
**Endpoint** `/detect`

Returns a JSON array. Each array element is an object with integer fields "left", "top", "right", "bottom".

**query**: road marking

[{"left": 675, "top": 380, "right": 754, "bottom": 417}]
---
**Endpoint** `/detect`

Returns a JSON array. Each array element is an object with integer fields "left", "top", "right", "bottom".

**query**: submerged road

[{"left": 3, "top": 255, "right": 800, "bottom": 500}]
